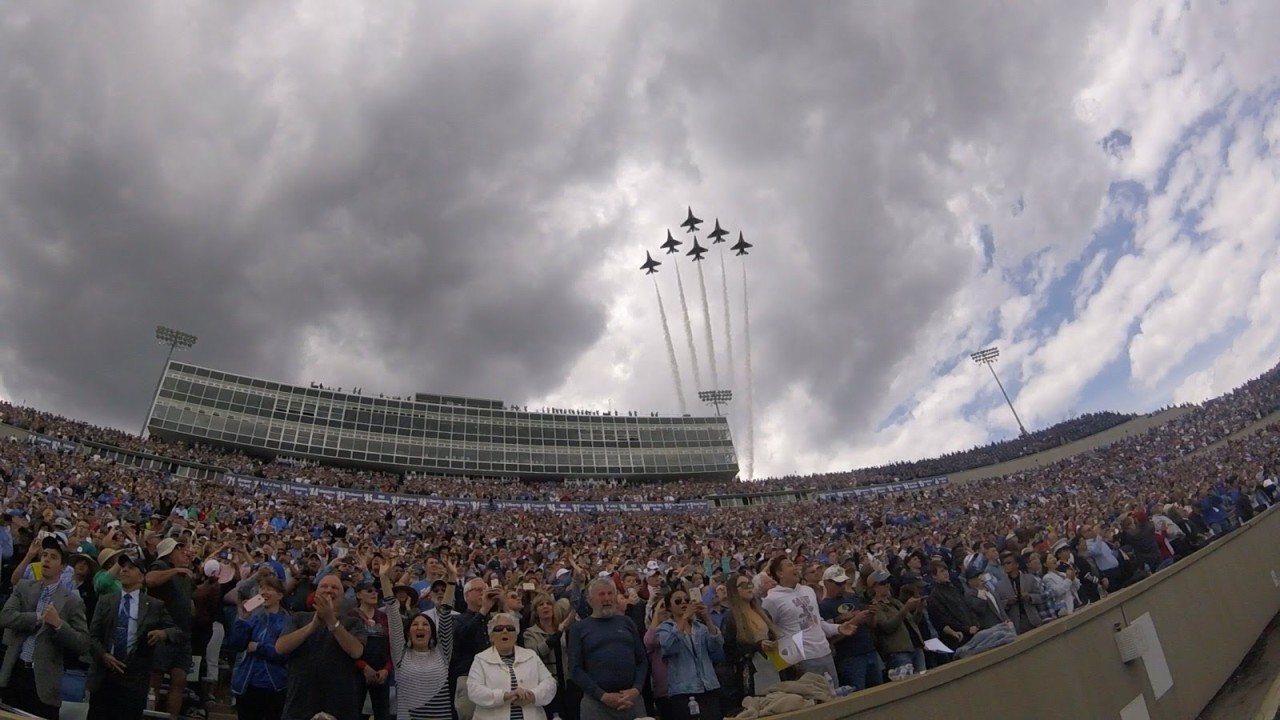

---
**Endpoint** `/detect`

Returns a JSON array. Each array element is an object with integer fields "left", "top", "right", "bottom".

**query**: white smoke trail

[
  {"left": 696, "top": 259, "right": 720, "bottom": 392},
  {"left": 719, "top": 251, "right": 735, "bottom": 391},
  {"left": 654, "top": 279, "right": 688, "bottom": 415},
  {"left": 674, "top": 262, "right": 702, "bottom": 390},
  {"left": 741, "top": 261, "right": 755, "bottom": 480}
]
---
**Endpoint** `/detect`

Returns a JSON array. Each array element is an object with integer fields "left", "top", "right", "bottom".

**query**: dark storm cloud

[
  {"left": 0, "top": 3, "right": 670, "bottom": 425},
  {"left": 0, "top": 0, "right": 1117, "bottom": 469}
]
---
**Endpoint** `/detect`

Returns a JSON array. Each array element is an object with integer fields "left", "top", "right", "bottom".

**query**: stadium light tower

[
  {"left": 970, "top": 347, "right": 1028, "bottom": 437},
  {"left": 698, "top": 389, "right": 733, "bottom": 417},
  {"left": 142, "top": 325, "right": 197, "bottom": 436}
]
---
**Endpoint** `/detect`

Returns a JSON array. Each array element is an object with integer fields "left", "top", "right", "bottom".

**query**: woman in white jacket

[{"left": 467, "top": 613, "right": 558, "bottom": 720}]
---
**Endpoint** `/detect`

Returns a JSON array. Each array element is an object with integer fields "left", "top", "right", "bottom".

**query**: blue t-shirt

[{"left": 819, "top": 595, "right": 875, "bottom": 657}]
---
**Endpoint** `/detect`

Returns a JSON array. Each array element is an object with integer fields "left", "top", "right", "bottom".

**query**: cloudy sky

[{"left": 1, "top": 1, "right": 1277, "bottom": 480}]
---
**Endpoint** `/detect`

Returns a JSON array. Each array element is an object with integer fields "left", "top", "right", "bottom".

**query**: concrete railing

[{"left": 787, "top": 504, "right": 1280, "bottom": 720}]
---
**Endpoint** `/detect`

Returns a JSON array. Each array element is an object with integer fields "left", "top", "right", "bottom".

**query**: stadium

[
  {"left": 1, "top": 4, "right": 1277, "bottom": 719},
  {"left": 143, "top": 361, "right": 739, "bottom": 483},
  {"left": 2, "top": 358, "right": 1280, "bottom": 719}
]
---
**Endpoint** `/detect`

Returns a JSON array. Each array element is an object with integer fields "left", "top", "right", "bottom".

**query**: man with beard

[{"left": 568, "top": 577, "right": 648, "bottom": 720}]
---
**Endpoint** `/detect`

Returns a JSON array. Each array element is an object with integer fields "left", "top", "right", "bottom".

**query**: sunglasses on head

[{"left": 491, "top": 626, "right": 517, "bottom": 633}]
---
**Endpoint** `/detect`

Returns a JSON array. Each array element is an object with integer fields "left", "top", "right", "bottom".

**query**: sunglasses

[
  {"left": 671, "top": 598, "right": 689, "bottom": 605},
  {"left": 491, "top": 626, "right": 517, "bottom": 633},
  {"left": 736, "top": 583, "right": 751, "bottom": 589}
]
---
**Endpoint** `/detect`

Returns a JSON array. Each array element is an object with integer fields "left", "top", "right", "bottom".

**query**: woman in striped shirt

[{"left": 379, "top": 558, "right": 457, "bottom": 720}]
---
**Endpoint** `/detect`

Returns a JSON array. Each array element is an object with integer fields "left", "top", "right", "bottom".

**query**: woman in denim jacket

[
  {"left": 226, "top": 575, "right": 291, "bottom": 720},
  {"left": 657, "top": 587, "right": 724, "bottom": 720}
]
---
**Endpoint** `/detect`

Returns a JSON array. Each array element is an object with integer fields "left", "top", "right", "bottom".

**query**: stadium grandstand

[
  {"left": 1, "top": 359, "right": 1279, "bottom": 719},
  {"left": 143, "top": 361, "right": 738, "bottom": 482}
]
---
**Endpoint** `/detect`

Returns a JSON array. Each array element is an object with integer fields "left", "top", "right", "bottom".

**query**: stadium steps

[
  {"left": 944, "top": 406, "right": 1197, "bottom": 486},
  {"left": 1190, "top": 408, "right": 1280, "bottom": 457}
]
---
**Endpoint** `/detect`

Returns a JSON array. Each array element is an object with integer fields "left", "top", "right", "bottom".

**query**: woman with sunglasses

[
  {"left": 657, "top": 588, "right": 724, "bottom": 720},
  {"left": 379, "top": 557, "right": 457, "bottom": 720},
  {"left": 467, "top": 613, "right": 557, "bottom": 720},
  {"left": 722, "top": 575, "right": 782, "bottom": 700}
]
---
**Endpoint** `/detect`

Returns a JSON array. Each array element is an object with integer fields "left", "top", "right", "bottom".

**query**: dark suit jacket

[
  {"left": 0, "top": 579, "right": 91, "bottom": 707},
  {"left": 87, "top": 589, "right": 179, "bottom": 693},
  {"left": 927, "top": 582, "right": 978, "bottom": 648}
]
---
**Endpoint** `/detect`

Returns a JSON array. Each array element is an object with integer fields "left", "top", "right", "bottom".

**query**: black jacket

[
  {"left": 927, "top": 583, "right": 977, "bottom": 648},
  {"left": 449, "top": 608, "right": 491, "bottom": 683}
]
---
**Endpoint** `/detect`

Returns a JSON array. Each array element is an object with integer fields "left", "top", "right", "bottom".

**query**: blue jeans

[
  {"left": 835, "top": 652, "right": 883, "bottom": 691},
  {"left": 887, "top": 650, "right": 926, "bottom": 675}
]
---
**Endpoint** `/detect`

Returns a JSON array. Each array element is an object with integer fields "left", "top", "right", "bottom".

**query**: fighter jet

[
  {"left": 640, "top": 251, "right": 661, "bottom": 275},
  {"left": 661, "top": 229, "right": 683, "bottom": 255},
  {"left": 708, "top": 219, "right": 729, "bottom": 244},
  {"left": 686, "top": 237, "right": 708, "bottom": 262},
  {"left": 680, "top": 206, "right": 703, "bottom": 233},
  {"left": 730, "top": 231, "right": 753, "bottom": 256}
]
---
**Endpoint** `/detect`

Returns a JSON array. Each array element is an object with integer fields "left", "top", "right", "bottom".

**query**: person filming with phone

[
  {"left": 227, "top": 575, "right": 290, "bottom": 720},
  {"left": 451, "top": 576, "right": 506, "bottom": 720}
]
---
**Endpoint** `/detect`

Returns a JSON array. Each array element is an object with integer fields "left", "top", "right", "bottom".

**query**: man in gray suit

[
  {"left": 87, "top": 550, "right": 179, "bottom": 720},
  {"left": 0, "top": 535, "right": 91, "bottom": 720},
  {"left": 994, "top": 552, "right": 1044, "bottom": 635}
]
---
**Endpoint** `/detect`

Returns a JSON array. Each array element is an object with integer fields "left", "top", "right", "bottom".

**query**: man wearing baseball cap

[
  {"left": 145, "top": 538, "right": 196, "bottom": 720},
  {"left": 818, "top": 565, "right": 880, "bottom": 692}
]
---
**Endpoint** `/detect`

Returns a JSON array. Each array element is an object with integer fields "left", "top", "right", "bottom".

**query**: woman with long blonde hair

[
  {"left": 721, "top": 573, "right": 782, "bottom": 702},
  {"left": 522, "top": 593, "right": 576, "bottom": 719}
]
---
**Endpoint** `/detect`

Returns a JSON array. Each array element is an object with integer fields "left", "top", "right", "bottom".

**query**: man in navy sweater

[{"left": 568, "top": 578, "right": 648, "bottom": 720}]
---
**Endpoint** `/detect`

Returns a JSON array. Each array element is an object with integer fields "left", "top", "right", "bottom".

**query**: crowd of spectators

[
  {"left": 0, "top": 361, "right": 1279, "bottom": 719},
  {"left": 7, "top": 356, "right": 1280, "bottom": 502}
]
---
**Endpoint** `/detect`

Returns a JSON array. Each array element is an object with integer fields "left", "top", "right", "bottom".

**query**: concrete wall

[
  {"left": 789, "top": 504, "right": 1280, "bottom": 720},
  {"left": 0, "top": 423, "right": 28, "bottom": 441}
]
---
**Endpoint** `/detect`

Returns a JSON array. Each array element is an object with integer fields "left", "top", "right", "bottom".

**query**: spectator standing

[
  {"left": 868, "top": 571, "right": 926, "bottom": 676},
  {"left": 379, "top": 559, "right": 458, "bottom": 720},
  {"left": 817, "top": 566, "right": 880, "bottom": 692},
  {"left": 274, "top": 574, "right": 367, "bottom": 720},
  {"left": 722, "top": 573, "right": 781, "bottom": 701},
  {"left": 523, "top": 593, "right": 577, "bottom": 720},
  {"left": 657, "top": 588, "right": 724, "bottom": 720},
  {"left": 145, "top": 537, "right": 196, "bottom": 720},
  {"left": 1040, "top": 553, "right": 1079, "bottom": 618},
  {"left": 925, "top": 561, "right": 979, "bottom": 651},
  {"left": 452, "top": 577, "right": 504, "bottom": 720},
  {"left": 86, "top": 551, "right": 179, "bottom": 720},
  {"left": 0, "top": 536, "right": 90, "bottom": 719},
  {"left": 353, "top": 579, "right": 393, "bottom": 720},
  {"left": 760, "top": 556, "right": 855, "bottom": 681},
  {"left": 467, "top": 612, "right": 558, "bottom": 720},
  {"left": 568, "top": 577, "right": 648, "bottom": 720},
  {"left": 994, "top": 555, "right": 1043, "bottom": 635},
  {"left": 227, "top": 575, "right": 290, "bottom": 720},
  {"left": 642, "top": 597, "right": 672, "bottom": 718}
]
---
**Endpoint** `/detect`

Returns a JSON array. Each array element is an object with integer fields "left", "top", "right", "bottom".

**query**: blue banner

[
  {"left": 26, "top": 433, "right": 79, "bottom": 454},
  {"left": 815, "top": 475, "right": 948, "bottom": 499},
  {"left": 223, "top": 474, "right": 709, "bottom": 513}
]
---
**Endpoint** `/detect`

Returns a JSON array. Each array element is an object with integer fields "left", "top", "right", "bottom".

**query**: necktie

[
  {"left": 20, "top": 584, "right": 58, "bottom": 663},
  {"left": 114, "top": 594, "right": 133, "bottom": 659}
]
